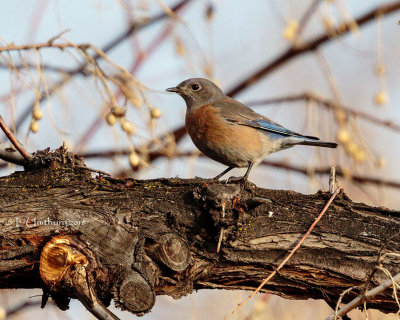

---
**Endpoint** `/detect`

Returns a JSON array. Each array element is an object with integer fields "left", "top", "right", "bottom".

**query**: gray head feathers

[{"left": 166, "top": 78, "right": 225, "bottom": 109}]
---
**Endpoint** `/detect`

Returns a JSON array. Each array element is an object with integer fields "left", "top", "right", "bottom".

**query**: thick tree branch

[{"left": 1, "top": 148, "right": 400, "bottom": 318}]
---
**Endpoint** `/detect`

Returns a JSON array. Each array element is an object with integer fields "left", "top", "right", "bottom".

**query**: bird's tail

[{"left": 296, "top": 135, "right": 338, "bottom": 148}]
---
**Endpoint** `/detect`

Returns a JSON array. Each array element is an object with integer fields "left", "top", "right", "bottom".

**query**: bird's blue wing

[
  {"left": 244, "top": 119, "right": 306, "bottom": 138},
  {"left": 213, "top": 97, "right": 318, "bottom": 140}
]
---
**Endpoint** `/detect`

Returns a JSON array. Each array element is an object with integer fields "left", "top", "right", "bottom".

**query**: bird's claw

[{"left": 225, "top": 176, "right": 248, "bottom": 186}]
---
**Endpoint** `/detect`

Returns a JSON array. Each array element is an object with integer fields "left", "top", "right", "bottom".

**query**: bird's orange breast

[
  {"left": 185, "top": 104, "right": 220, "bottom": 141},
  {"left": 185, "top": 104, "right": 263, "bottom": 167}
]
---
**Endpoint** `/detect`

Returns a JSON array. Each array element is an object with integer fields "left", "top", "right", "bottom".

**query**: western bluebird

[{"left": 166, "top": 78, "right": 337, "bottom": 181}]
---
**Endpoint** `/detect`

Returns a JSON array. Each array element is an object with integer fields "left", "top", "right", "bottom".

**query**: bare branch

[
  {"left": 4, "top": 300, "right": 42, "bottom": 318},
  {"left": 259, "top": 159, "right": 400, "bottom": 189},
  {"left": 13, "top": 0, "right": 193, "bottom": 130},
  {"left": 0, "top": 115, "right": 32, "bottom": 161},
  {"left": 325, "top": 271, "right": 400, "bottom": 320},
  {"left": 0, "top": 40, "right": 89, "bottom": 53},
  {"left": 294, "top": 0, "right": 323, "bottom": 42},
  {"left": 0, "top": 144, "right": 25, "bottom": 165},
  {"left": 227, "top": 1, "right": 400, "bottom": 96},
  {"left": 0, "top": 62, "right": 78, "bottom": 75},
  {"left": 74, "top": 18, "right": 179, "bottom": 151},
  {"left": 247, "top": 92, "right": 400, "bottom": 133}
]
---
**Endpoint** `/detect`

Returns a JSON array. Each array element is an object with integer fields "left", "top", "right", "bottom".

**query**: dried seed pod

[
  {"left": 150, "top": 108, "right": 161, "bottom": 119},
  {"left": 32, "top": 108, "right": 43, "bottom": 120},
  {"left": 345, "top": 141, "right": 358, "bottom": 154},
  {"left": 335, "top": 109, "right": 347, "bottom": 124},
  {"left": 322, "top": 17, "right": 334, "bottom": 32},
  {"left": 283, "top": 20, "right": 298, "bottom": 40},
  {"left": 377, "top": 157, "right": 386, "bottom": 168},
  {"left": 353, "top": 148, "right": 366, "bottom": 163},
  {"left": 30, "top": 120, "right": 40, "bottom": 133},
  {"left": 106, "top": 113, "right": 117, "bottom": 126},
  {"left": 337, "top": 128, "right": 350, "bottom": 143},
  {"left": 121, "top": 119, "right": 137, "bottom": 134},
  {"left": 129, "top": 152, "right": 140, "bottom": 167},
  {"left": 374, "top": 91, "right": 388, "bottom": 105}
]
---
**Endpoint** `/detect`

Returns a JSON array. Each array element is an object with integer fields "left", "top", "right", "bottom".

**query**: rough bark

[{"left": 0, "top": 147, "right": 400, "bottom": 317}]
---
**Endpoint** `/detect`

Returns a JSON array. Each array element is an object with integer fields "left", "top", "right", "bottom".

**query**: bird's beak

[{"left": 166, "top": 87, "right": 180, "bottom": 93}]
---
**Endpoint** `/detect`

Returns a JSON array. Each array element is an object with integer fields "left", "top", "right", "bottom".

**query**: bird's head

[{"left": 166, "top": 78, "right": 224, "bottom": 109}]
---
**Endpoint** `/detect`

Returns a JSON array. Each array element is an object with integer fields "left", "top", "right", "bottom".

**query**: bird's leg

[
  {"left": 213, "top": 166, "right": 234, "bottom": 180},
  {"left": 226, "top": 162, "right": 254, "bottom": 185},
  {"left": 242, "top": 162, "right": 254, "bottom": 181}
]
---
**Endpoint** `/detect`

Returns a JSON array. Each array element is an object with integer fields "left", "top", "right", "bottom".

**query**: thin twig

[
  {"left": 5, "top": 300, "right": 42, "bottom": 317},
  {"left": 294, "top": 0, "right": 323, "bottom": 43},
  {"left": 226, "top": 187, "right": 342, "bottom": 319},
  {"left": 363, "top": 230, "right": 400, "bottom": 297},
  {"left": 0, "top": 115, "right": 32, "bottom": 161},
  {"left": 333, "top": 286, "right": 362, "bottom": 320},
  {"left": 325, "top": 271, "right": 400, "bottom": 320},
  {"left": 0, "top": 41, "right": 90, "bottom": 53},
  {"left": 0, "top": 62, "right": 78, "bottom": 74}
]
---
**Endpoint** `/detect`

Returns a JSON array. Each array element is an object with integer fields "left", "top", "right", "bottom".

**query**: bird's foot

[{"left": 225, "top": 176, "right": 252, "bottom": 188}]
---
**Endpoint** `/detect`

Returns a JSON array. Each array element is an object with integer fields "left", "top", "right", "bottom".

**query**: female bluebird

[{"left": 166, "top": 78, "right": 337, "bottom": 181}]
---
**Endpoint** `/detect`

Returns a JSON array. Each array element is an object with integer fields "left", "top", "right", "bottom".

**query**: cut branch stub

[
  {"left": 39, "top": 236, "right": 123, "bottom": 319},
  {"left": 39, "top": 236, "right": 88, "bottom": 289},
  {"left": 147, "top": 233, "right": 190, "bottom": 272},
  {"left": 116, "top": 270, "right": 155, "bottom": 314}
]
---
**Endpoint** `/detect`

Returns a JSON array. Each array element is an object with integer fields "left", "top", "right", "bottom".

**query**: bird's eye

[{"left": 191, "top": 84, "right": 200, "bottom": 91}]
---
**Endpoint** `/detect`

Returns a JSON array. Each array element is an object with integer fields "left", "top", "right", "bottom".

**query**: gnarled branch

[{"left": 0, "top": 147, "right": 400, "bottom": 319}]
